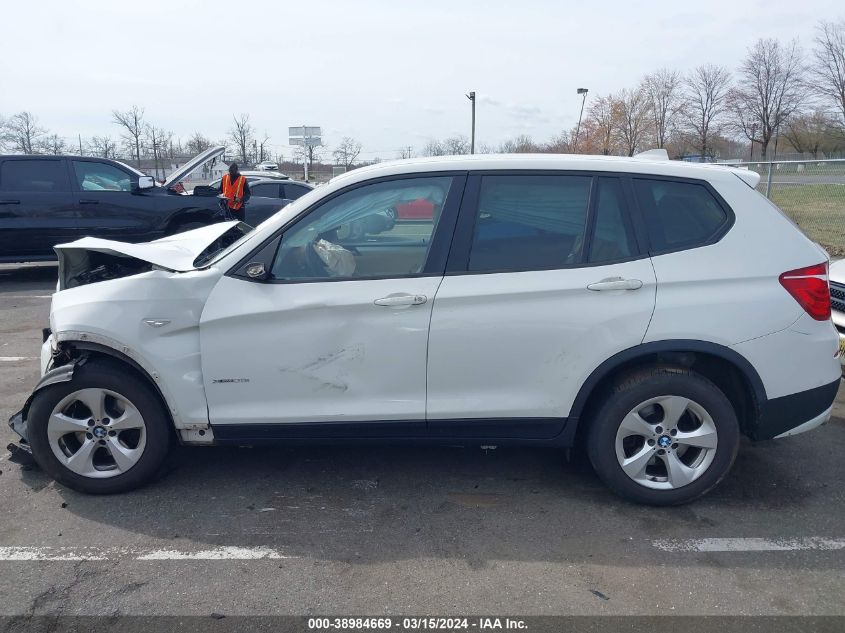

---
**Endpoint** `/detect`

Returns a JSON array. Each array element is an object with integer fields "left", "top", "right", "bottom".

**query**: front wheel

[
  {"left": 27, "top": 360, "right": 172, "bottom": 494},
  {"left": 587, "top": 367, "right": 740, "bottom": 505}
]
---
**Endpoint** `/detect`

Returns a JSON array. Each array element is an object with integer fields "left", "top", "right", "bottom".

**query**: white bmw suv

[{"left": 9, "top": 153, "right": 842, "bottom": 504}]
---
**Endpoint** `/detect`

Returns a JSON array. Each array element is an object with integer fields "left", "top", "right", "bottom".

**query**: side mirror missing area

[{"left": 246, "top": 262, "right": 267, "bottom": 280}]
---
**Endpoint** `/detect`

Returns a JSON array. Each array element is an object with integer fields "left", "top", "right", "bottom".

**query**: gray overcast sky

[{"left": 1, "top": 0, "right": 841, "bottom": 159}]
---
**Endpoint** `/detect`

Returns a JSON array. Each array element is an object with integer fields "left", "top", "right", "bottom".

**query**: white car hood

[{"left": 54, "top": 221, "right": 241, "bottom": 284}]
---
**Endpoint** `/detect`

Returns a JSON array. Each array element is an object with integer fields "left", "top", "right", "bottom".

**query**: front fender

[{"left": 7, "top": 356, "right": 88, "bottom": 442}]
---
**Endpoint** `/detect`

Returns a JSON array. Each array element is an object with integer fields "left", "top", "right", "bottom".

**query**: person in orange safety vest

[{"left": 218, "top": 163, "right": 251, "bottom": 221}]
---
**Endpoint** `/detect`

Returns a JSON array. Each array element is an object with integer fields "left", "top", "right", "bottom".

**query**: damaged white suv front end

[{"left": 11, "top": 222, "right": 253, "bottom": 458}]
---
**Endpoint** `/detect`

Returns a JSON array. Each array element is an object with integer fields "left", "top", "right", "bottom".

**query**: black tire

[
  {"left": 27, "top": 360, "right": 172, "bottom": 494},
  {"left": 586, "top": 366, "right": 740, "bottom": 506}
]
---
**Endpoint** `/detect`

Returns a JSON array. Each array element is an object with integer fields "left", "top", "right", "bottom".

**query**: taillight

[{"left": 779, "top": 262, "right": 831, "bottom": 321}]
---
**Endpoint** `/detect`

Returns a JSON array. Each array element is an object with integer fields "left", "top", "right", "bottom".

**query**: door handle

[
  {"left": 79, "top": 199, "right": 99, "bottom": 204},
  {"left": 374, "top": 293, "right": 427, "bottom": 307},
  {"left": 0, "top": 200, "right": 20, "bottom": 205},
  {"left": 587, "top": 277, "right": 643, "bottom": 291}
]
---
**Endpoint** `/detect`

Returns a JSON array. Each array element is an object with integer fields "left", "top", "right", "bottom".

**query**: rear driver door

[{"left": 426, "top": 173, "right": 657, "bottom": 436}]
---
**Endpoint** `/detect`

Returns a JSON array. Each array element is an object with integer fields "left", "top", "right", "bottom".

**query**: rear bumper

[{"left": 752, "top": 378, "right": 840, "bottom": 440}]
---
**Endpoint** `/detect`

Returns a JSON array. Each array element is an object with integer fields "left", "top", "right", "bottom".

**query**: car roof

[
  {"left": 250, "top": 178, "right": 313, "bottom": 187},
  {"left": 329, "top": 153, "right": 757, "bottom": 188}
]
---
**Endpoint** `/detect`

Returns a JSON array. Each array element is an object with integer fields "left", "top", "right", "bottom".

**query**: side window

[
  {"left": 0, "top": 160, "right": 70, "bottom": 192},
  {"left": 72, "top": 161, "right": 133, "bottom": 192},
  {"left": 633, "top": 178, "right": 729, "bottom": 252},
  {"left": 588, "top": 177, "right": 636, "bottom": 263},
  {"left": 270, "top": 176, "right": 452, "bottom": 281},
  {"left": 468, "top": 175, "right": 591, "bottom": 272},
  {"left": 283, "top": 184, "right": 310, "bottom": 200},
  {"left": 251, "top": 183, "right": 279, "bottom": 198}
]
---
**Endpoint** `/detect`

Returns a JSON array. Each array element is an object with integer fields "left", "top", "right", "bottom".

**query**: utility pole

[
  {"left": 574, "top": 88, "right": 589, "bottom": 152},
  {"left": 749, "top": 123, "right": 757, "bottom": 161},
  {"left": 465, "top": 91, "right": 476, "bottom": 154},
  {"left": 78, "top": 134, "right": 83, "bottom": 156}
]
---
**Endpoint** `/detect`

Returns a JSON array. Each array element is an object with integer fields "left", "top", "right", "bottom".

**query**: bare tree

[
  {"left": 90, "top": 135, "right": 117, "bottom": 158},
  {"left": 442, "top": 135, "right": 471, "bottom": 155},
  {"left": 643, "top": 69, "right": 682, "bottom": 148},
  {"left": 145, "top": 126, "right": 170, "bottom": 181},
  {"left": 422, "top": 139, "right": 445, "bottom": 156},
  {"left": 683, "top": 64, "right": 732, "bottom": 160},
  {"left": 41, "top": 133, "right": 67, "bottom": 155},
  {"left": 228, "top": 114, "right": 254, "bottom": 165},
  {"left": 112, "top": 106, "right": 146, "bottom": 167},
  {"left": 587, "top": 95, "right": 617, "bottom": 155},
  {"left": 4, "top": 112, "right": 46, "bottom": 154},
  {"left": 729, "top": 38, "right": 805, "bottom": 158},
  {"left": 544, "top": 129, "right": 574, "bottom": 153},
  {"left": 397, "top": 146, "right": 414, "bottom": 159},
  {"left": 332, "top": 137, "right": 363, "bottom": 168},
  {"left": 781, "top": 110, "right": 842, "bottom": 157},
  {"left": 257, "top": 133, "right": 271, "bottom": 163},
  {"left": 185, "top": 132, "right": 213, "bottom": 156},
  {"left": 498, "top": 135, "right": 539, "bottom": 153},
  {"left": 613, "top": 88, "right": 652, "bottom": 156},
  {"left": 811, "top": 19, "right": 845, "bottom": 128}
]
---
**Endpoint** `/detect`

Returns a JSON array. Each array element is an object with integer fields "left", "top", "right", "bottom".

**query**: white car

[
  {"left": 831, "top": 259, "right": 845, "bottom": 370},
  {"left": 8, "top": 153, "right": 842, "bottom": 504}
]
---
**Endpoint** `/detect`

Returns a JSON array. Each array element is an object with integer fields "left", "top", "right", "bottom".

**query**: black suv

[{"left": 0, "top": 148, "right": 286, "bottom": 263}]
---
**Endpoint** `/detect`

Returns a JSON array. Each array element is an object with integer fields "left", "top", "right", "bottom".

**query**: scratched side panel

[{"left": 199, "top": 275, "right": 442, "bottom": 425}]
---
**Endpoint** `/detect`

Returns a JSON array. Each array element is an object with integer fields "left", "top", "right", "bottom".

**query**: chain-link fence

[{"left": 720, "top": 159, "right": 845, "bottom": 257}]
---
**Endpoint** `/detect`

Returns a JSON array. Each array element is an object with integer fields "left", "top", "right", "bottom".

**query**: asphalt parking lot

[{"left": 0, "top": 263, "right": 843, "bottom": 619}]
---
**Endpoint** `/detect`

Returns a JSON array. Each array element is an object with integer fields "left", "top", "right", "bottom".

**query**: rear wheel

[
  {"left": 587, "top": 367, "right": 740, "bottom": 505},
  {"left": 27, "top": 361, "right": 172, "bottom": 494}
]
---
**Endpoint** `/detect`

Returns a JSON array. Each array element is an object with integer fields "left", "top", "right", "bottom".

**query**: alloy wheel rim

[
  {"left": 47, "top": 388, "right": 147, "bottom": 479},
  {"left": 614, "top": 395, "right": 718, "bottom": 490}
]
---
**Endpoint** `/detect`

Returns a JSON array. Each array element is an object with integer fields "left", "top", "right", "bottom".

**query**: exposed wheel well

[
  {"left": 53, "top": 342, "right": 177, "bottom": 438},
  {"left": 572, "top": 348, "right": 761, "bottom": 447}
]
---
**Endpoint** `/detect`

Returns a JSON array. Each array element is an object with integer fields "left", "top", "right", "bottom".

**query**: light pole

[
  {"left": 574, "top": 88, "right": 589, "bottom": 152},
  {"left": 466, "top": 91, "right": 476, "bottom": 154}
]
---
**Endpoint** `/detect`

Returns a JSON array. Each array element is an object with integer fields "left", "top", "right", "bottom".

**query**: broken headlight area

[{"left": 64, "top": 252, "right": 156, "bottom": 289}]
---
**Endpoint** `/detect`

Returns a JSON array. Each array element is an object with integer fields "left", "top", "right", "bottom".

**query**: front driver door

[{"left": 199, "top": 174, "right": 464, "bottom": 437}]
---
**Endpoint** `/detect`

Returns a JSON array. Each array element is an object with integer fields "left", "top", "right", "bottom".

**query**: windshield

[
  {"left": 114, "top": 161, "right": 146, "bottom": 178},
  {"left": 196, "top": 188, "right": 320, "bottom": 268}
]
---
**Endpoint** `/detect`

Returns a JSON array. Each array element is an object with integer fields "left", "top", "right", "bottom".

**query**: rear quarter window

[
  {"left": 633, "top": 178, "right": 730, "bottom": 253},
  {"left": 1, "top": 159, "right": 70, "bottom": 192}
]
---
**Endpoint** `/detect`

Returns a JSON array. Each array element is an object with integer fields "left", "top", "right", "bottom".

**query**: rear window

[
  {"left": 1, "top": 159, "right": 70, "bottom": 192},
  {"left": 633, "top": 179, "right": 729, "bottom": 252},
  {"left": 468, "top": 175, "right": 592, "bottom": 272},
  {"left": 283, "top": 184, "right": 310, "bottom": 200},
  {"left": 251, "top": 183, "right": 279, "bottom": 198}
]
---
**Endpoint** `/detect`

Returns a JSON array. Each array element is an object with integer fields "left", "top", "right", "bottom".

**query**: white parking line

[
  {"left": 0, "top": 546, "right": 295, "bottom": 561},
  {"left": 652, "top": 537, "right": 845, "bottom": 552},
  {"left": 2, "top": 295, "right": 52, "bottom": 299},
  {"left": 0, "top": 357, "right": 37, "bottom": 362}
]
